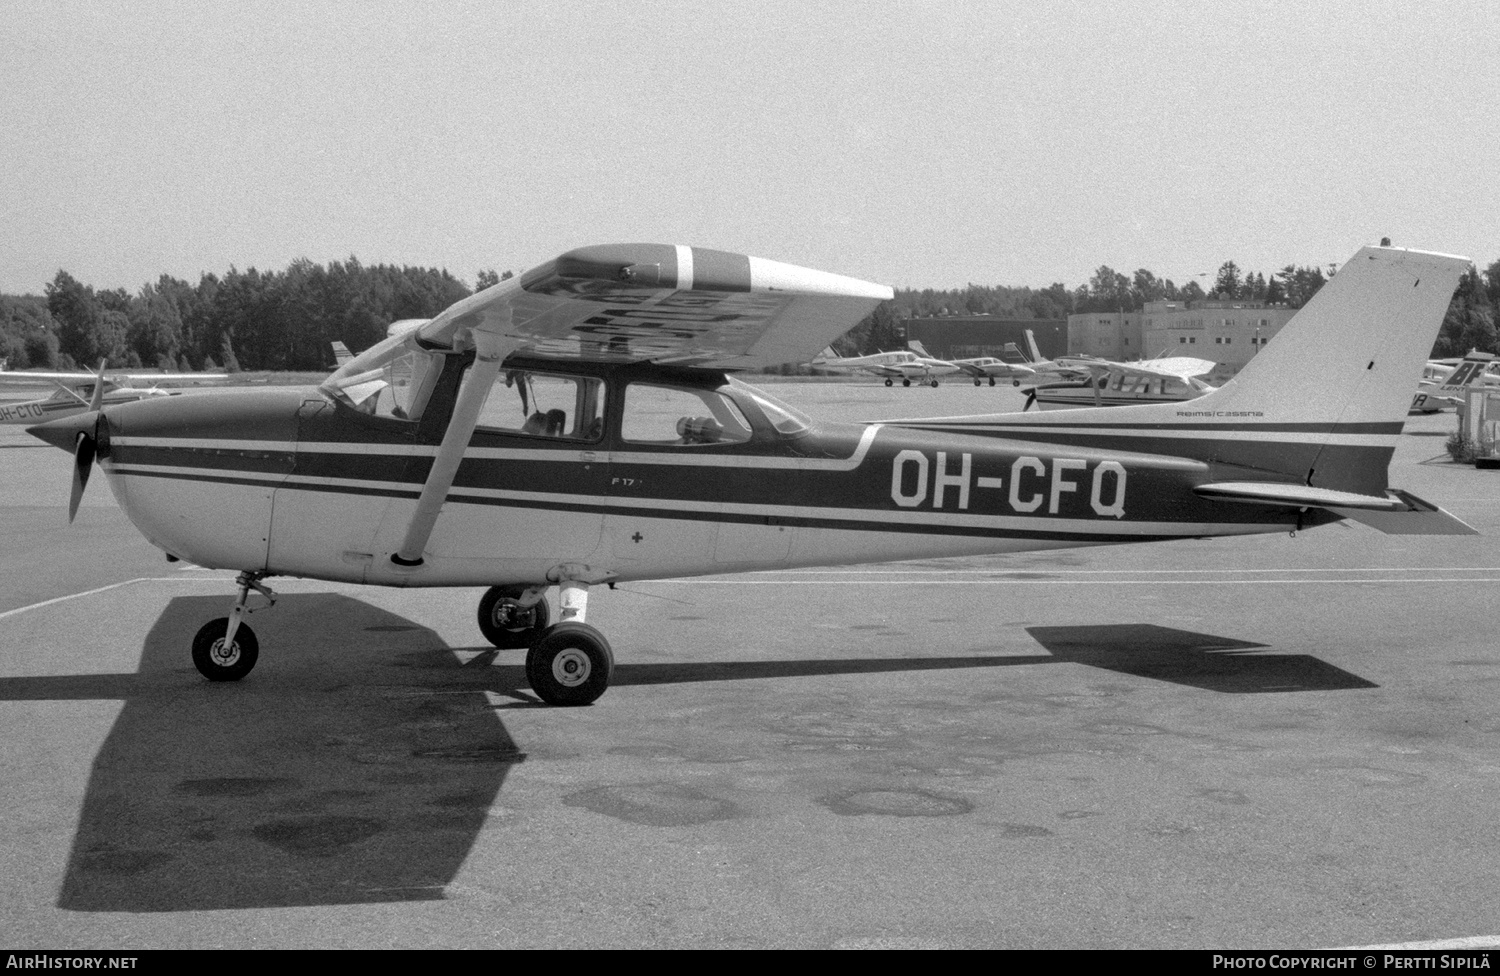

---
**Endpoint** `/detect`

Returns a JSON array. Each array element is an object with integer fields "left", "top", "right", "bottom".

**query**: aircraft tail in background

[{"left": 1024, "top": 330, "right": 1043, "bottom": 363}]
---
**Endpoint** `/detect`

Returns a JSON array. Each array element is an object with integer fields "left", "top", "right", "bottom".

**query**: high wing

[
  {"left": 326, "top": 244, "right": 892, "bottom": 393},
  {"left": 321, "top": 243, "right": 893, "bottom": 566},
  {"left": 1066, "top": 356, "right": 1217, "bottom": 381}
]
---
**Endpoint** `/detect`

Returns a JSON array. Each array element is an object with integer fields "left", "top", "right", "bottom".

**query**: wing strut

[{"left": 391, "top": 324, "right": 510, "bottom": 567}]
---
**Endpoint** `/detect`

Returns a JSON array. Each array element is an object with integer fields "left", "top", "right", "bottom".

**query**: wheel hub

[
  {"left": 552, "top": 648, "right": 591, "bottom": 687},
  {"left": 211, "top": 639, "right": 240, "bottom": 667},
  {"left": 494, "top": 601, "right": 535, "bottom": 632}
]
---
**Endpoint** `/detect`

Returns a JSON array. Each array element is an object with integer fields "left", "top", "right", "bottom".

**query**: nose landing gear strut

[{"left": 191, "top": 571, "right": 275, "bottom": 681}]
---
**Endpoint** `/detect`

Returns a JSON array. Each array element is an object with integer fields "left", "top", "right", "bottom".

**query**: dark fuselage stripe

[
  {"left": 900, "top": 420, "right": 1404, "bottom": 435},
  {"left": 107, "top": 466, "right": 1229, "bottom": 543}
]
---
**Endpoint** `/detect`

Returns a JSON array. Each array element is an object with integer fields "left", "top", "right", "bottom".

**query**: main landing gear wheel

[
  {"left": 930, "top": 379, "right": 940, "bottom": 387},
  {"left": 192, "top": 617, "right": 259, "bottom": 681},
  {"left": 477, "top": 585, "right": 551, "bottom": 649},
  {"left": 989, "top": 377, "right": 997, "bottom": 387},
  {"left": 901, "top": 378, "right": 911, "bottom": 387},
  {"left": 526, "top": 622, "right": 613, "bottom": 706},
  {"left": 884, "top": 378, "right": 893, "bottom": 387},
  {"left": 973, "top": 378, "right": 982, "bottom": 386}
]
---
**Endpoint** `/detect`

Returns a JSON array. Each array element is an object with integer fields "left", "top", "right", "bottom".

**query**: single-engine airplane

[
  {"left": 1020, "top": 355, "right": 1219, "bottom": 410},
  {"left": 0, "top": 362, "right": 227, "bottom": 425},
  {"left": 31, "top": 243, "right": 1475, "bottom": 707},
  {"left": 1410, "top": 350, "right": 1500, "bottom": 414}
]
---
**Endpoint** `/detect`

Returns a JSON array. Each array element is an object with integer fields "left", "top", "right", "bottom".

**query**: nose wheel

[
  {"left": 192, "top": 618, "right": 259, "bottom": 681},
  {"left": 190, "top": 571, "right": 274, "bottom": 681}
]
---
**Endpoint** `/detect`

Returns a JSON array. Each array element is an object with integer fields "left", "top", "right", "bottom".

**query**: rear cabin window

[{"left": 621, "top": 385, "right": 752, "bottom": 446}]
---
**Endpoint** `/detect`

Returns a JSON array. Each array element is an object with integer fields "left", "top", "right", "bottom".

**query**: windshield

[{"left": 325, "top": 346, "right": 443, "bottom": 421}]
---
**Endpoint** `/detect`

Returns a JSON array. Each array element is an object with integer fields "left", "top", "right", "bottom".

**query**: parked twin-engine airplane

[
  {"left": 906, "top": 340, "right": 1037, "bottom": 387},
  {"left": 0, "top": 363, "right": 227, "bottom": 425},
  {"left": 812, "top": 343, "right": 959, "bottom": 387},
  {"left": 31, "top": 243, "right": 1475, "bottom": 707}
]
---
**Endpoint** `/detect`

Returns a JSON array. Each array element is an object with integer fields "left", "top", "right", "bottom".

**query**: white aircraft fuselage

[
  {"left": 27, "top": 242, "right": 1476, "bottom": 707},
  {"left": 41, "top": 361, "right": 1321, "bottom": 590}
]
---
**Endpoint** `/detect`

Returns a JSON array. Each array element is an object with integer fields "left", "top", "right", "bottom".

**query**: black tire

[
  {"left": 1012, "top": 379, "right": 1020, "bottom": 387},
  {"left": 931, "top": 379, "right": 940, "bottom": 387},
  {"left": 191, "top": 617, "right": 259, "bottom": 681},
  {"left": 989, "top": 378, "right": 996, "bottom": 387},
  {"left": 477, "top": 585, "right": 551, "bottom": 649},
  {"left": 901, "top": 379, "right": 911, "bottom": 387},
  {"left": 884, "top": 379, "right": 893, "bottom": 387},
  {"left": 973, "top": 378, "right": 981, "bottom": 386},
  {"left": 526, "top": 622, "right": 613, "bottom": 706}
]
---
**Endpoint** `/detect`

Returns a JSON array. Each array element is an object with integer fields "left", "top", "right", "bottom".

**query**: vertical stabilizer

[
  {"left": 1196, "top": 246, "right": 1469, "bottom": 428},
  {"left": 1024, "top": 330, "right": 1043, "bottom": 363}
]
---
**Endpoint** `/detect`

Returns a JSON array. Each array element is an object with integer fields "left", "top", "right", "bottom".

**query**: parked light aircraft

[
  {"left": 1020, "top": 356, "right": 1219, "bottom": 411},
  {"left": 1410, "top": 351, "right": 1500, "bottom": 413},
  {"left": 906, "top": 340, "right": 1037, "bottom": 387},
  {"left": 812, "top": 343, "right": 959, "bottom": 387},
  {"left": 0, "top": 363, "right": 227, "bottom": 426},
  {"left": 31, "top": 243, "right": 1475, "bottom": 707}
]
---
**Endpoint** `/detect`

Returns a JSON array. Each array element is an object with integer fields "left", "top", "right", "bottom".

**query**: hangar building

[
  {"left": 903, "top": 317, "right": 1068, "bottom": 361},
  {"left": 1068, "top": 298, "right": 1298, "bottom": 378}
]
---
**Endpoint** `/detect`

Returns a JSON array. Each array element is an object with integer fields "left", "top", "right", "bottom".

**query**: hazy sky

[{"left": 4, "top": 0, "right": 1498, "bottom": 297}]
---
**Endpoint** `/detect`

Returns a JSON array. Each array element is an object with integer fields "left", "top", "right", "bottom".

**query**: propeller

[
  {"left": 68, "top": 425, "right": 96, "bottom": 523},
  {"left": 1022, "top": 389, "right": 1037, "bottom": 412},
  {"left": 67, "top": 360, "right": 108, "bottom": 523}
]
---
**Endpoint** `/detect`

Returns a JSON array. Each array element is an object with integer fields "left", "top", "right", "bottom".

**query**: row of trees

[
  {"left": 0, "top": 259, "right": 503, "bottom": 373},
  {"left": 3, "top": 256, "right": 1497, "bottom": 371},
  {"left": 891, "top": 260, "right": 1338, "bottom": 322}
]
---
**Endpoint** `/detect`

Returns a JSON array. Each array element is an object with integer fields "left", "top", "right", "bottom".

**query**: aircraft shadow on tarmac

[
  {"left": 0, "top": 602, "right": 1373, "bottom": 913},
  {"left": 0, "top": 594, "right": 524, "bottom": 913},
  {"left": 480, "top": 623, "right": 1374, "bottom": 695},
  {"left": 1025, "top": 623, "right": 1379, "bottom": 693}
]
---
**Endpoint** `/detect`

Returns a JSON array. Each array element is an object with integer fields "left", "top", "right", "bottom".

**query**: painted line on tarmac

[
  {"left": 1340, "top": 935, "right": 1500, "bottom": 949},
  {"left": 669, "top": 577, "right": 1500, "bottom": 585},
  {"left": 738, "top": 567, "right": 1500, "bottom": 575},
  {"left": 0, "top": 576, "right": 232, "bottom": 621}
]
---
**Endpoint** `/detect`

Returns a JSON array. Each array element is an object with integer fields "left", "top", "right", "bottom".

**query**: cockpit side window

[
  {"left": 467, "top": 369, "right": 606, "bottom": 440},
  {"left": 621, "top": 384, "right": 752, "bottom": 446}
]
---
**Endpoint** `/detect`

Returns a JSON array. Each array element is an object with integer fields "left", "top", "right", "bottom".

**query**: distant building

[
  {"left": 1068, "top": 298, "right": 1298, "bottom": 379},
  {"left": 904, "top": 317, "right": 1068, "bottom": 361},
  {"left": 1070, "top": 311, "right": 1141, "bottom": 361}
]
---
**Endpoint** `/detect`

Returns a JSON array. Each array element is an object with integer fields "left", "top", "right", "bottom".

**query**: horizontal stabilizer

[
  {"left": 1329, "top": 489, "right": 1479, "bottom": 536},
  {"left": 1194, "top": 482, "right": 1403, "bottom": 510},
  {"left": 1196, "top": 483, "right": 1478, "bottom": 535}
]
